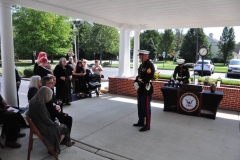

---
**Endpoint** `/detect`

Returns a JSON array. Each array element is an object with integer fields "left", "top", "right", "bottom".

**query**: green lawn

[
  {"left": 0, "top": 60, "right": 229, "bottom": 74},
  {"left": 110, "top": 61, "right": 228, "bottom": 73}
]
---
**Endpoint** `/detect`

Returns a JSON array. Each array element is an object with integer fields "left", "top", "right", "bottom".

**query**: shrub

[
  {"left": 153, "top": 71, "right": 160, "bottom": 80},
  {"left": 159, "top": 74, "right": 171, "bottom": 79},
  {"left": 24, "top": 67, "right": 34, "bottom": 77},
  {"left": 102, "top": 62, "right": 111, "bottom": 67},
  {"left": 18, "top": 70, "right": 24, "bottom": 76}
]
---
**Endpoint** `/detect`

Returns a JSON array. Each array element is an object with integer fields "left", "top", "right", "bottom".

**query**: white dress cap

[
  {"left": 177, "top": 59, "right": 185, "bottom": 64},
  {"left": 138, "top": 50, "right": 150, "bottom": 55}
]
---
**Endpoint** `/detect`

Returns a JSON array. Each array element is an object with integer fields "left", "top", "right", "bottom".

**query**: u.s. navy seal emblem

[{"left": 180, "top": 92, "right": 199, "bottom": 112}]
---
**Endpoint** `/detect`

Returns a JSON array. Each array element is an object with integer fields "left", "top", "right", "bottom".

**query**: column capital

[{"left": 0, "top": 0, "right": 14, "bottom": 7}]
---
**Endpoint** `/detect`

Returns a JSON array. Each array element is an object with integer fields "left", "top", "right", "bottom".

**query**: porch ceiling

[{"left": 9, "top": 0, "right": 240, "bottom": 29}]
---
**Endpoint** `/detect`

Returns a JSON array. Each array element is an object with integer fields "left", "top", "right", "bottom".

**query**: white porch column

[
  {"left": 133, "top": 30, "right": 140, "bottom": 77},
  {"left": 0, "top": 0, "right": 18, "bottom": 106},
  {"left": 124, "top": 30, "right": 131, "bottom": 77},
  {"left": 117, "top": 29, "right": 126, "bottom": 77}
]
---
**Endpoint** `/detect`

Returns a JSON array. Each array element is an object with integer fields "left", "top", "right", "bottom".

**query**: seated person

[
  {"left": 0, "top": 95, "right": 25, "bottom": 148},
  {"left": 42, "top": 76, "right": 73, "bottom": 134},
  {"left": 27, "top": 75, "right": 42, "bottom": 101},
  {"left": 28, "top": 86, "right": 74, "bottom": 155}
]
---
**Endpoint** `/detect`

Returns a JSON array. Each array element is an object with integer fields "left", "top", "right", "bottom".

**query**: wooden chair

[
  {"left": 0, "top": 124, "right": 4, "bottom": 149},
  {"left": 26, "top": 116, "right": 58, "bottom": 160}
]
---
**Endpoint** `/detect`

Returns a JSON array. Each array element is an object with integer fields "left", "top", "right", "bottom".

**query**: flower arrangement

[{"left": 153, "top": 71, "right": 160, "bottom": 80}]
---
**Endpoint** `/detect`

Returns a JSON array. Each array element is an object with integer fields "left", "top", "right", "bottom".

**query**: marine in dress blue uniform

[
  {"left": 173, "top": 59, "right": 190, "bottom": 84},
  {"left": 133, "top": 50, "right": 155, "bottom": 132}
]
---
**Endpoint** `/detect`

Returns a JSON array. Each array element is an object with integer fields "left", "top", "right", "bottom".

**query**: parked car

[
  {"left": 184, "top": 63, "right": 194, "bottom": 68},
  {"left": 194, "top": 60, "right": 214, "bottom": 76},
  {"left": 227, "top": 59, "right": 240, "bottom": 78}
]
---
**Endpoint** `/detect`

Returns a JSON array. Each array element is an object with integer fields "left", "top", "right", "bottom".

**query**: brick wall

[{"left": 109, "top": 77, "right": 240, "bottom": 111}]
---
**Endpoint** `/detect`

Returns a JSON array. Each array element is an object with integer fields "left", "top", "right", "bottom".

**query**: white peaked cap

[
  {"left": 177, "top": 59, "right": 185, "bottom": 64},
  {"left": 138, "top": 50, "right": 150, "bottom": 55}
]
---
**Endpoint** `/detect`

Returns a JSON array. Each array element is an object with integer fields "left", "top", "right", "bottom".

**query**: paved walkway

[{"left": 0, "top": 92, "right": 240, "bottom": 160}]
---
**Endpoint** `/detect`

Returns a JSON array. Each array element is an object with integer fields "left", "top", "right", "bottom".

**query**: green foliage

[
  {"left": 140, "top": 30, "right": 161, "bottom": 53},
  {"left": 174, "top": 29, "right": 184, "bottom": 52},
  {"left": 18, "top": 70, "right": 24, "bottom": 76},
  {"left": 179, "top": 28, "right": 209, "bottom": 63},
  {"left": 217, "top": 27, "right": 236, "bottom": 64},
  {"left": 153, "top": 71, "right": 160, "bottom": 80},
  {"left": 159, "top": 29, "right": 175, "bottom": 58},
  {"left": 146, "top": 38, "right": 157, "bottom": 60},
  {"left": 159, "top": 74, "right": 172, "bottom": 79},
  {"left": 89, "top": 24, "right": 119, "bottom": 63},
  {"left": 102, "top": 62, "right": 111, "bottom": 66},
  {"left": 23, "top": 67, "right": 34, "bottom": 77},
  {"left": 12, "top": 6, "right": 72, "bottom": 59},
  {"left": 78, "top": 22, "right": 94, "bottom": 56}
]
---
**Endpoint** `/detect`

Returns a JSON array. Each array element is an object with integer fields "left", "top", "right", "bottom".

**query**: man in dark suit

[
  {"left": 0, "top": 95, "right": 25, "bottom": 148},
  {"left": 41, "top": 76, "right": 73, "bottom": 134}
]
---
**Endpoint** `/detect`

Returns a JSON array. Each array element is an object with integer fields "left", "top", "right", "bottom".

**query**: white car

[
  {"left": 194, "top": 60, "right": 214, "bottom": 76},
  {"left": 227, "top": 59, "right": 240, "bottom": 78}
]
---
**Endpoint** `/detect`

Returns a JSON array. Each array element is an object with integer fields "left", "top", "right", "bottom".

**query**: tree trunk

[
  {"left": 32, "top": 55, "right": 35, "bottom": 64},
  {"left": 100, "top": 53, "right": 102, "bottom": 64},
  {"left": 51, "top": 54, "right": 53, "bottom": 63}
]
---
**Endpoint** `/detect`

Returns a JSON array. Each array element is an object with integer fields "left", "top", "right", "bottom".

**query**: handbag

[{"left": 101, "top": 74, "right": 104, "bottom": 78}]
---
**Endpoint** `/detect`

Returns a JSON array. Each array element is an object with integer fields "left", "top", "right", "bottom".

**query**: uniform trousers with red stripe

[{"left": 137, "top": 95, "right": 152, "bottom": 129}]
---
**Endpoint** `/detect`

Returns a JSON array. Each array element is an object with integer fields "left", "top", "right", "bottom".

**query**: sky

[
  {"left": 202, "top": 26, "right": 240, "bottom": 43},
  {"left": 131, "top": 26, "right": 240, "bottom": 43},
  {"left": 176, "top": 26, "right": 240, "bottom": 43}
]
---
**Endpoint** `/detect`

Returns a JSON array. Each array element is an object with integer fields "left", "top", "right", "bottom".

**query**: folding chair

[
  {"left": 0, "top": 124, "right": 4, "bottom": 149},
  {"left": 26, "top": 116, "right": 58, "bottom": 160}
]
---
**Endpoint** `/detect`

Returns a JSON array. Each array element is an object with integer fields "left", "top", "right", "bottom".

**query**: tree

[
  {"left": 90, "top": 23, "right": 119, "bottom": 63},
  {"left": 179, "top": 28, "right": 208, "bottom": 62},
  {"left": 159, "top": 29, "right": 175, "bottom": 59},
  {"left": 174, "top": 29, "right": 184, "bottom": 53},
  {"left": 218, "top": 27, "right": 236, "bottom": 64},
  {"left": 140, "top": 30, "right": 161, "bottom": 53},
  {"left": 146, "top": 38, "right": 157, "bottom": 60},
  {"left": 78, "top": 21, "right": 93, "bottom": 59},
  {"left": 12, "top": 6, "right": 72, "bottom": 62}
]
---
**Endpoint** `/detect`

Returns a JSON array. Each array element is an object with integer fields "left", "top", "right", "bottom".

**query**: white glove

[
  {"left": 180, "top": 81, "right": 183, "bottom": 85},
  {"left": 134, "top": 82, "right": 139, "bottom": 90},
  {"left": 175, "top": 80, "right": 179, "bottom": 84}
]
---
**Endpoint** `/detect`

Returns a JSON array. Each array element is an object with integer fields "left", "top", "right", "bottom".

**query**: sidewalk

[{"left": 0, "top": 93, "right": 240, "bottom": 160}]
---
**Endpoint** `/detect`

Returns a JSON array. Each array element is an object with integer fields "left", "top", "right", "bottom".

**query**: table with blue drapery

[{"left": 161, "top": 86, "right": 223, "bottom": 119}]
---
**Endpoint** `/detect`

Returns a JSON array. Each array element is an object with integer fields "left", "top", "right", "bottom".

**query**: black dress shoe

[
  {"left": 5, "top": 141, "right": 21, "bottom": 148},
  {"left": 139, "top": 127, "right": 150, "bottom": 132},
  {"left": 17, "top": 133, "right": 26, "bottom": 138},
  {"left": 65, "top": 102, "right": 71, "bottom": 105},
  {"left": 133, "top": 123, "right": 143, "bottom": 127}
]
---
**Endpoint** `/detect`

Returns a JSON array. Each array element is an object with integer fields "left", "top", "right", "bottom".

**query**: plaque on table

[{"left": 181, "top": 84, "right": 203, "bottom": 92}]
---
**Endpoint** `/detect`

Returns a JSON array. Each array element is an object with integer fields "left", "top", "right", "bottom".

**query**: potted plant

[
  {"left": 210, "top": 82, "right": 216, "bottom": 93},
  {"left": 203, "top": 76, "right": 210, "bottom": 85}
]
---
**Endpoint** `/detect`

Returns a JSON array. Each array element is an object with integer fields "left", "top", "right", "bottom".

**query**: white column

[
  {"left": 133, "top": 30, "right": 140, "bottom": 77},
  {"left": 0, "top": 1, "right": 18, "bottom": 106},
  {"left": 124, "top": 30, "right": 131, "bottom": 77},
  {"left": 117, "top": 29, "right": 125, "bottom": 77}
]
